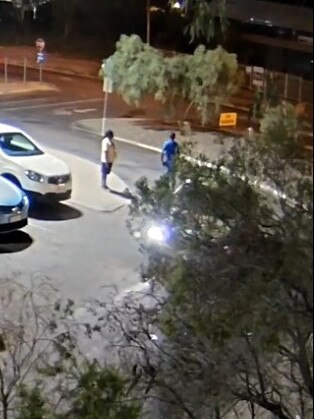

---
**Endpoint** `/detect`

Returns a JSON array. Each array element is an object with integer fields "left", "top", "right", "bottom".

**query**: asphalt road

[
  {"left": 0, "top": 75, "right": 161, "bottom": 301},
  {"left": 0, "top": 77, "right": 161, "bottom": 186}
]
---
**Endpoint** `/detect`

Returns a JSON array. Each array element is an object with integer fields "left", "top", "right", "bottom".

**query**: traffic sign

[
  {"left": 252, "top": 66, "right": 265, "bottom": 88},
  {"left": 219, "top": 112, "right": 238, "bottom": 127},
  {"left": 36, "top": 52, "right": 46, "bottom": 64}
]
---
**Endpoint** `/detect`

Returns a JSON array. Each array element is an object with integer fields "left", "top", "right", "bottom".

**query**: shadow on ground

[
  {"left": 109, "top": 188, "right": 133, "bottom": 200},
  {"left": 29, "top": 202, "right": 83, "bottom": 221},
  {"left": 0, "top": 231, "right": 33, "bottom": 254}
]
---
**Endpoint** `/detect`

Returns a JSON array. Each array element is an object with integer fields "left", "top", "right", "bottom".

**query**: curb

[{"left": 44, "top": 146, "right": 131, "bottom": 212}]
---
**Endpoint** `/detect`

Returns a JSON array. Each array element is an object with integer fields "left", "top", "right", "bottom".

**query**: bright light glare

[
  {"left": 149, "top": 334, "right": 159, "bottom": 341},
  {"left": 173, "top": 2, "right": 181, "bottom": 9},
  {"left": 147, "top": 225, "right": 165, "bottom": 242}
]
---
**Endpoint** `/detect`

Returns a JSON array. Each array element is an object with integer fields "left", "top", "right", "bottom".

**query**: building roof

[{"left": 224, "top": 0, "right": 313, "bottom": 33}]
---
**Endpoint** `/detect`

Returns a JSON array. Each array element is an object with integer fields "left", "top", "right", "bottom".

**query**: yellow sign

[{"left": 219, "top": 112, "right": 238, "bottom": 127}]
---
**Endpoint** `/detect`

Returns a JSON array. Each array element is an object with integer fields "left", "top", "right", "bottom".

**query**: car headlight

[{"left": 25, "top": 170, "right": 45, "bottom": 183}]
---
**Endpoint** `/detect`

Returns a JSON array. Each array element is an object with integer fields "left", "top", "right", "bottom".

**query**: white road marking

[
  {"left": 59, "top": 76, "right": 73, "bottom": 81},
  {"left": 115, "top": 135, "right": 161, "bottom": 153},
  {"left": 73, "top": 108, "right": 97, "bottom": 114},
  {"left": 0, "top": 96, "right": 59, "bottom": 106},
  {"left": 1, "top": 97, "right": 103, "bottom": 112},
  {"left": 54, "top": 109, "right": 73, "bottom": 115}
]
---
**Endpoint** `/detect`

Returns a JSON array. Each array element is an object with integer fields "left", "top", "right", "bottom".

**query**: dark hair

[
  {"left": 170, "top": 132, "right": 176, "bottom": 140},
  {"left": 104, "top": 130, "right": 114, "bottom": 139}
]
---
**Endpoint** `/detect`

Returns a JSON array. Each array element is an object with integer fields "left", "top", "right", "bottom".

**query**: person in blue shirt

[{"left": 161, "top": 132, "right": 179, "bottom": 174}]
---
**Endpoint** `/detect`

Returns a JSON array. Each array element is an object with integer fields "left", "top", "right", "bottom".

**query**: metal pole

[
  {"left": 146, "top": 0, "right": 151, "bottom": 45},
  {"left": 249, "top": 66, "right": 253, "bottom": 90},
  {"left": 23, "top": 57, "right": 27, "bottom": 83},
  {"left": 263, "top": 70, "right": 267, "bottom": 99},
  {"left": 101, "top": 90, "right": 109, "bottom": 136},
  {"left": 39, "top": 63, "right": 43, "bottom": 83},
  {"left": 298, "top": 76, "right": 303, "bottom": 102},
  {"left": 284, "top": 73, "right": 288, "bottom": 98},
  {"left": 4, "top": 57, "right": 8, "bottom": 83}
]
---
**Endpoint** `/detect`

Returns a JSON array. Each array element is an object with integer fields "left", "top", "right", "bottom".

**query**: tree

[
  {"left": 186, "top": 44, "right": 240, "bottom": 123},
  {"left": 101, "top": 102, "right": 312, "bottom": 418},
  {"left": 11, "top": 0, "right": 41, "bottom": 20},
  {"left": 9, "top": 0, "right": 227, "bottom": 44},
  {"left": 102, "top": 34, "right": 166, "bottom": 107},
  {"left": 169, "top": 0, "right": 228, "bottom": 41},
  {"left": 16, "top": 363, "right": 141, "bottom": 419},
  {"left": 50, "top": 0, "right": 79, "bottom": 41},
  {"left": 103, "top": 34, "right": 240, "bottom": 124},
  {"left": 0, "top": 279, "right": 142, "bottom": 419}
]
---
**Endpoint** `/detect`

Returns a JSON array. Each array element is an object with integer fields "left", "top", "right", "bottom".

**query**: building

[{"left": 224, "top": 0, "right": 313, "bottom": 78}]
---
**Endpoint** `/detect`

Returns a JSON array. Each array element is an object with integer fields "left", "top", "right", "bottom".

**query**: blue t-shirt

[{"left": 162, "top": 139, "right": 179, "bottom": 162}]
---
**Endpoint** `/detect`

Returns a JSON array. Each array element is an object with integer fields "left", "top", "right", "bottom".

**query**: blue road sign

[{"left": 36, "top": 52, "right": 46, "bottom": 64}]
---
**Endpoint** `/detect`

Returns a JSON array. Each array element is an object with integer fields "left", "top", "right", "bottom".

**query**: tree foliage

[
  {"left": 11, "top": 0, "right": 227, "bottom": 42},
  {"left": 104, "top": 34, "right": 240, "bottom": 124},
  {"left": 186, "top": 44, "right": 240, "bottom": 123},
  {"left": 0, "top": 279, "right": 141, "bottom": 419},
  {"left": 102, "top": 34, "right": 166, "bottom": 106},
  {"left": 170, "top": 0, "right": 228, "bottom": 41},
  {"left": 119, "top": 103, "right": 313, "bottom": 418}
]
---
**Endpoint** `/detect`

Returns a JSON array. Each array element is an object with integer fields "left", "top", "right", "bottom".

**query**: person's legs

[
  {"left": 101, "top": 163, "right": 109, "bottom": 189},
  {"left": 165, "top": 159, "right": 176, "bottom": 190},
  {"left": 101, "top": 163, "right": 113, "bottom": 189},
  {"left": 107, "top": 163, "right": 113, "bottom": 175}
]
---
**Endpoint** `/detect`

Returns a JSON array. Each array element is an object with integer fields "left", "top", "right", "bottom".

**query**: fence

[
  {"left": 241, "top": 64, "right": 313, "bottom": 105},
  {"left": 0, "top": 56, "right": 46, "bottom": 84}
]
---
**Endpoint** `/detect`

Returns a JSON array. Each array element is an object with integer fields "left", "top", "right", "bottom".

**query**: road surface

[{"left": 0, "top": 74, "right": 161, "bottom": 301}]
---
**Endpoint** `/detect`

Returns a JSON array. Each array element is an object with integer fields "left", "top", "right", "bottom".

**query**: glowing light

[
  {"left": 173, "top": 2, "right": 181, "bottom": 8},
  {"left": 147, "top": 225, "right": 166, "bottom": 242}
]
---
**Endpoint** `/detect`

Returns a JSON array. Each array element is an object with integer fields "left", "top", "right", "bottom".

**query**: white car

[
  {"left": 0, "top": 123, "right": 72, "bottom": 202},
  {"left": 0, "top": 176, "right": 29, "bottom": 233}
]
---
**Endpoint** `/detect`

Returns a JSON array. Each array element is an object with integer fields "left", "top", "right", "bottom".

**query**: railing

[
  {"left": 241, "top": 64, "right": 313, "bottom": 105},
  {"left": 0, "top": 56, "right": 45, "bottom": 83}
]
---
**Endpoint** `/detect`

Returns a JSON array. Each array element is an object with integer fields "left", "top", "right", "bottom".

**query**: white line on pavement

[
  {"left": 72, "top": 122, "right": 162, "bottom": 153},
  {"left": 115, "top": 136, "right": 161, "bottom": 153},
  {"left": 1, "top": 98, "right": 103, "bottom": 112},
  {"left": 0, "top": 97, "right": 59, "bottom": 106},
  {"left": 74, "top": 108, "right": 98, "bottom": 113}
]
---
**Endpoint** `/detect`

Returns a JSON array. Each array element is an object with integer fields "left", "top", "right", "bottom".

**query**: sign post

[
  {"left": 252, "top": 66, "right": 265, "bottom": 88},
  {"left": 101, "top": 59, "right": 114, "bottom": 136},
  {"left": 35, "top": 38, "right": 46, "bottom": 83}
]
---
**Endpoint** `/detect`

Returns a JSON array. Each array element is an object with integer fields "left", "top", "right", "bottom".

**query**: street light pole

[
  {"left": 101, "top": 89, "right": 109, "bottom": 136},
  {"left": 146, "top": 0, "right": 151, "bottom": 45},
  {"left": 101, "top": 60, "right": 113, "bottom": 136}
]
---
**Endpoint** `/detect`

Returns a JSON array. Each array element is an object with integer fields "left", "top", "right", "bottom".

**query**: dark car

[{"left": 0, "top": 176, "right": 29, "bottom": 233}]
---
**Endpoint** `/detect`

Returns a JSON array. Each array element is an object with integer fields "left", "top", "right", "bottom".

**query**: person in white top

[{"left": 101, "top": 129, "right": 117, "bottom": 189}]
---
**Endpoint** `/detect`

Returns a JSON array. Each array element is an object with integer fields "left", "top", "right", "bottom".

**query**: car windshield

[{"left": 0, "top": 132, "right": 43, "bottom": 157}]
